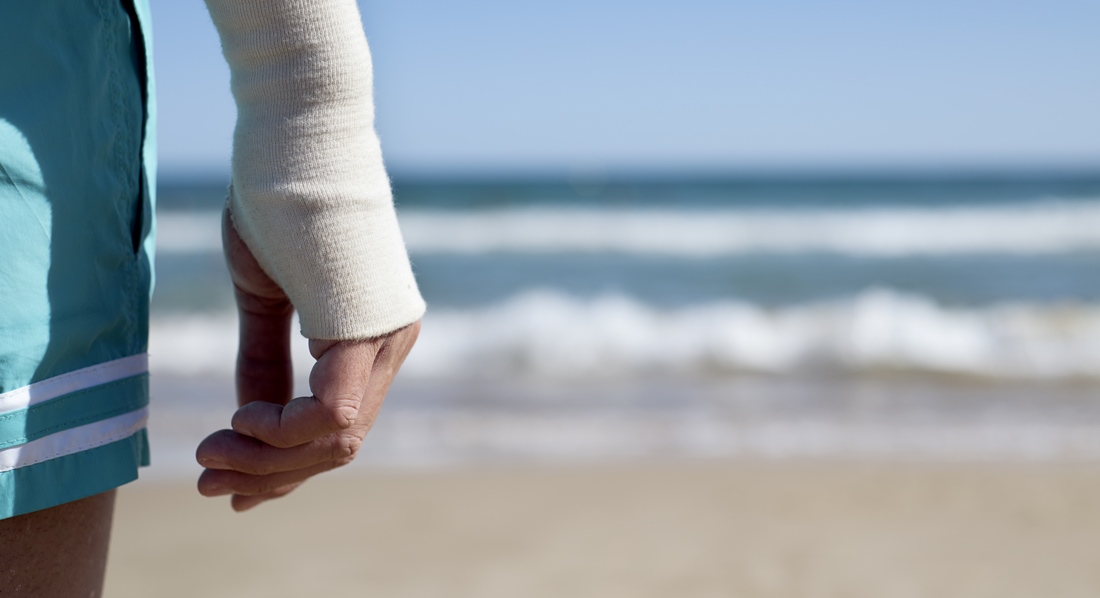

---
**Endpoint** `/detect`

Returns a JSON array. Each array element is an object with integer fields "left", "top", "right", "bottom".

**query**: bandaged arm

[{"left": 204, "top": 0, "right": 426, "bottom": 340}]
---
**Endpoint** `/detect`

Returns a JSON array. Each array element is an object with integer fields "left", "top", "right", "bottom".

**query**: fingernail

[{"left": 199, "top": 457, "right": 228, "bottom": 469}]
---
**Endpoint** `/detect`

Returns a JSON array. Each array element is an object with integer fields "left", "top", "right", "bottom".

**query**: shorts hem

[{"left": 0, "top": 428, "right": 148, "bottom": 520}]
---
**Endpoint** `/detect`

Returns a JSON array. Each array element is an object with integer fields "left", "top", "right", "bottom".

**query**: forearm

[{"left": 204, "top": 0, "right": 425, "bottom": 340}]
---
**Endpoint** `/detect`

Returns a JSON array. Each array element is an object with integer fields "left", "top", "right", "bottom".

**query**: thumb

[
  {"left": 223, "top": 205, "right": 294, "bottom": 407},
  {"left": 306, "top": 339, "right": 380, "bottom": 429}
]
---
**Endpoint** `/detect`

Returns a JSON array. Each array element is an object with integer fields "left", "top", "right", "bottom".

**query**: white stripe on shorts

[
  {"left": 0, "top": 406, "right": 149, "bottom": 473},
  {"left": 0, "top": 354, "right": 148, "bottom": 416}
]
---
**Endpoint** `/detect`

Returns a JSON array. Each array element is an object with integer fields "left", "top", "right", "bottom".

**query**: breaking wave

[{"left": 150, "top": 289, "right": 1100, "bottom": 381}]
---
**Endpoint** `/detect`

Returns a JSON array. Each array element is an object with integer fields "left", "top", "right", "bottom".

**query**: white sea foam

[
  {"left": 149, "top": 289, "right": 1100, "bottom": 381},
  {"left": 157, "top": 201, "right": 1100, "bottom": 256}
]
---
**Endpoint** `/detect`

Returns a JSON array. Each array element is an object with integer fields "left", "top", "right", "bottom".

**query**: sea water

[{"left": 146, "top": 173, "right": 1100, "bottom": 471}]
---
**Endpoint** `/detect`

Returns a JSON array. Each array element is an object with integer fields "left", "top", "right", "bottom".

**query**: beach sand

[{"left": 105, "top": 462, "right": 1100, "bottom": 597}]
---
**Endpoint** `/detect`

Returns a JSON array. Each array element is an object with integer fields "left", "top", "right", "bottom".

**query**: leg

[{"left": 0, "top": 490, "right": 117, "bottom": 598}]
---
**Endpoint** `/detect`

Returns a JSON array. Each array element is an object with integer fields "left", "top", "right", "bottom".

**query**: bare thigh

[{"left": 0, "top": 490, "right": 116, "bottom": 598}]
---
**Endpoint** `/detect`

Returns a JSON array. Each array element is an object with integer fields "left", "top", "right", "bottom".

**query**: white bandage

[{"left": 205, "top": 0, "right": 425, "bottom": 339}]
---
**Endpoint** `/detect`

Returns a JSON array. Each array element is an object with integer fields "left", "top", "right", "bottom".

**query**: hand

[{"left": 195, "top": 206, "right": 420, "bottom": 511}]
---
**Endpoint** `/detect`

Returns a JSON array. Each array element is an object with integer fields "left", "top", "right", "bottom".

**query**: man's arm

[{"left": 195, "top": 0, "right": 424, "bottom": 510}]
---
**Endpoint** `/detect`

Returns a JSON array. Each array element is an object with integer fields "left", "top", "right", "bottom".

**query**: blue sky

[{"left": 153, "top": 0, "right": 1100, "bottom": 176}]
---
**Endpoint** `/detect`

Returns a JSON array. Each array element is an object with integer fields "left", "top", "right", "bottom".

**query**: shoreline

[{"left": 145, "top": 374, "right": 1100, "bottom": 478}]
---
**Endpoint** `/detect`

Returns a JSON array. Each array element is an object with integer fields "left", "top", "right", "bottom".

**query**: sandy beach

[{"left": 105, "top": 462, "right": 1100, "bottom": 597}]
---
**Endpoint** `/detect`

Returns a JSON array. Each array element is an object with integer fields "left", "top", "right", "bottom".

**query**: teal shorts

[{"left": 0, "top": 0, "right": 156, "bottom": 519}]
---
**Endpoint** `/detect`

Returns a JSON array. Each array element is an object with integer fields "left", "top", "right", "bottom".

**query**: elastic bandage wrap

[{"left": 204, "top": 0, "right": 425, "bottom": 340}]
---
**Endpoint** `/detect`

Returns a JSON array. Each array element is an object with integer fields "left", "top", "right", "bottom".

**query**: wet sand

[{"left": 106, "top": 462, "right": 1100, "bottom": 597}]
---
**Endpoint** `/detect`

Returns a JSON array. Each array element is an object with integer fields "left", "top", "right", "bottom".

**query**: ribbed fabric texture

[{"left": 204, "top": 0, "right": 425, "bottom": 340}]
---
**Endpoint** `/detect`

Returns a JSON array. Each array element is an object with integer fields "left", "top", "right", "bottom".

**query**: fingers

[
  {"left": 198, "top": 460, "right": 335, "bottom": 499},
  {"left": 196, "top": 428, "right": 362, "bottom": 475},
  {"left": 194, "top": 338, "right": 383, "bottom": 505},
  {"left": 194, "top": 425, "right": 361, "bottom": 512},
  {"left": 198, "top": 321, "right": 423, "bottom": 511}
]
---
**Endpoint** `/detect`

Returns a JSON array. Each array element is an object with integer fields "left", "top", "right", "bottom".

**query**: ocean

[{"left": 147, "top": 173, "right": 1100, "bottom": 472}]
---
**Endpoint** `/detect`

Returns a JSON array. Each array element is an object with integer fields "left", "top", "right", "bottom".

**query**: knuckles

[
  {"left": 330, "top": 433, "right": 364, "bottom": 468},
  {"left": 319, "top": 395, "right": 361, "bottom": 432}
]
